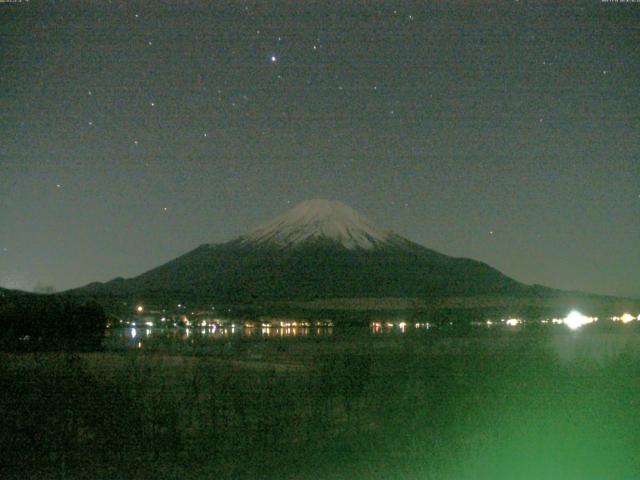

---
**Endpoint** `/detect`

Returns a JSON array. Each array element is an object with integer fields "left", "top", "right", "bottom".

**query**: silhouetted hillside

[{"left": 0, "top": 288, "right": 106, "bottom": 351}]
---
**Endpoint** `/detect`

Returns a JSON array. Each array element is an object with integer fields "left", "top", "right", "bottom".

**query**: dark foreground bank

[{"left": 2, "top": 327, "right": 640, "bottom": 480}]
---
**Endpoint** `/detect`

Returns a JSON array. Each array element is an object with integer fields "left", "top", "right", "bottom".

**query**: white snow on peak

[{"left": 240, "top": 199, "right": 392, "bottom": 249}]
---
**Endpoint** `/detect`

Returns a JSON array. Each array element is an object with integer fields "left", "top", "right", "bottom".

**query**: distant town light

[
  {"left": 136, "top": 305, "right": 144, "bottom": 313},
  {"left": 505, "top": 318, "right": 521, "bottom": 327},
  {"left": 563, "top": 310, "right": 596, "bottom": 330},
  {"left": 620, "top": 313, "right": 635, "bottom": 324}
]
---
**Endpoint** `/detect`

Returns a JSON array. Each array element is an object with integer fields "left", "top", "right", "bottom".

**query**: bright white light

[
  {"left": 144, "top": 321, "right": 153, "bottom": 327},
  {"left": 505, "top": 318, "right": 521, "bottom": 327},
  {"left": 136, "top": 305, "right": 144, "bottom": 313},
  {"left": 563, "top": 310, "right": 595, "bottom": 330},
  {"left": 130, "top": 328, "right": 137, "bottom": 339},
  {"left": 621, "top": 313, "right": 635, "bottom": 324}
]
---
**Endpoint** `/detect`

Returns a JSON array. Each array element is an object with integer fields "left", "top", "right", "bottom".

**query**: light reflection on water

[
  {"left": 110, "top": 324, "right": 338, "bottom": 345},
  {"left": 108, "top": 319, "right": 427, "bottom": 348},
  {"left": 106, "top": 315, "right": 639, "bottom": 351}
]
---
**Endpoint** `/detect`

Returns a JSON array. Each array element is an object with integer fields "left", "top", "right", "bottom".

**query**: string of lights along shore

[{"left": 1, "top": 1, "right": 639, "bottom": 298}]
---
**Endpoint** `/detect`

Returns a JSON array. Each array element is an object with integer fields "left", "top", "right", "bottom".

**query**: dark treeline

[{"left": 0, "top": 289, "right": 106, "bottom": 350}]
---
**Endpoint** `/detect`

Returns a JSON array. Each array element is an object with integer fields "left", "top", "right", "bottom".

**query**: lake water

[{"left": 104, "top": 316, "right": 640, "bottom": 359}]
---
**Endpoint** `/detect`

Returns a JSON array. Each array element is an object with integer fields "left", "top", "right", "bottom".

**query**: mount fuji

[
  {"left": 238, "top": 199, "right": 395, "bottom": 250},
  {"left": 74, "top": 199, "right": 543, "bottom": 310}
]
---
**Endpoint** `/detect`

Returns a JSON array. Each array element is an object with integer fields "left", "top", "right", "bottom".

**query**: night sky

[{"left": 1, "top": 1, "right": 638, "bottom": 298}]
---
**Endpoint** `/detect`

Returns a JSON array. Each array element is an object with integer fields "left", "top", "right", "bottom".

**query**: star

[
  {"left": 133, "top": 140, "right": 139, "bottom": 145},
  {"left": 270, "top": 55, "right": 277, "bottom": 63},
  {"left": 56, "top": 184, "right": 61, "bottom": 188},
  {"left": 203, "top": 132, "right": 208, "bottom": 137},
  {"left": 148, "top": 41, "right": 153, "bottom": 46},
  {"left": 150, "top": 102, "right": 155, "bottom": 107},
  {"left": 88, "top": 121, "right": 93, "bottom": 126},
  {"left": 88, "top": 90, "right": 93, "bottom": 96}
]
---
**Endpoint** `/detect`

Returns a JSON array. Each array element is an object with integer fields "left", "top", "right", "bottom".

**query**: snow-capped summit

[{"left": 239, "top": 199, "right": 392, "bottom": 249}]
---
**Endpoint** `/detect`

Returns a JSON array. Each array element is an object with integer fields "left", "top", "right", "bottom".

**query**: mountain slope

[{"left": 73, "top": 199, "right": 529, "bottom": 304}]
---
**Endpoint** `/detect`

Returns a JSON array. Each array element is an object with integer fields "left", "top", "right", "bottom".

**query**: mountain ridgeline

[{"left": 76, "top": 200, "right": 532, "bottom": 306}]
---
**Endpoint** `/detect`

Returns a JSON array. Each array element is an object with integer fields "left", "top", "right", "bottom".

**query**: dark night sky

[{"left": 1, "top": 1, "right": 639, "bottom": 297}]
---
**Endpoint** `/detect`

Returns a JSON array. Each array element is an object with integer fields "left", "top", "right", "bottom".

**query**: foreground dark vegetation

[
  {"left": 2, "top": 327, "right": 640, "bottom": 479},
  {"left": 0, "top": 289, "right": 106, "bottom": 351}
]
